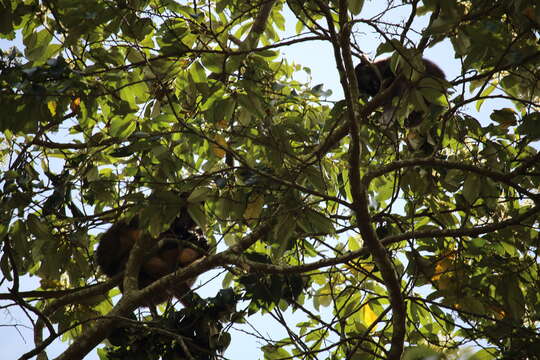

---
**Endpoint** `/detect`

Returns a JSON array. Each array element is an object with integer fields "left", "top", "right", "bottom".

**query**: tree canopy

[{"left": 1, "top": 0, "right": 539, "bottom": 359}]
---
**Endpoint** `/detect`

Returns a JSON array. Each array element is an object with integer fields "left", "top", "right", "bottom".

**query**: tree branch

[
  {"left": 336, "top": 1, "right": 405, "bottom": 358},
  {"left": 364, "top": 157, "right": 539, "bottom": 200},
  {"left": 53, "top": 220, "right": 271, "bottom": 360}
]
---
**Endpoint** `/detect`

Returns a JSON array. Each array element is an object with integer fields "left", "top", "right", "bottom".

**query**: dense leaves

[
  {"left": 0, "top": 0, "right": 539, "bottom": 360},
  {"left": 102, "top": 290, "right": 236, "bottom": 360}
]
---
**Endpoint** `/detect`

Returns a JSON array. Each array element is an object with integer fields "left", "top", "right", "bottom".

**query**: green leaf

[
  {"left": 187, "top": 203, "right": 207, "bottom": 229},
  {"left": 188, "top": 187, "right": 212, "bottom": 203},
  {"left": 502, "top": 275, "right": 525, "bottom": 320},
  {"left": 238, "top": 93, "right": 265, "bottom": 118},
  {"left": 262, "top": 345, "right": 291, "bottom": 360},
  {"left": 295, "top": 20, "right": 304, "bottom": 34},
  {"left": 517, "top": 112, "right": 540, "bottom": 140},
  {"left": 0, "top": 1, "right": 14, "bottom": 36},
  {"left": 122, "top": 17, "right": 153, "bottom": 41},
  {"left": 27, "top": 214, "right": 52, "bottom": 240},
  {"left": 418, "top": 78, "right": 448, "bottom": 106},
  {"left": 297, "top": 209, "right": 334, "bottom": 235},
  {"left": 109, "top": 115, "right": 136, "bottom": 139},
  {"left": 201, "top": 53, "right": 226, "bottom": 73},
  {"left": 216, "top": 0, "right": 230, "bottom": 13},
  {"left": 24, "top": 29, "right": 53, "bottom": 63},
  {"left": 273, "top": 10, "right": 285, "bottom": 31},
  {"left": 468, "top": 348, "right": 498, "bottom": 360},
  {"left": 348, "top": 0, "right": 365, "bottom": 15},
  {"left": 476, "top": 84, "right": 496, "bottom": 111},
  {"left": 189, "top": 61, "right": 207, "bottom": 83},
  {"left": 451, "top": 34, "right": 471, "bottom": 56},
  {"left": 403, "top": 345, "right": 442, "bottom": 360},
  {"left": 490, "top": 108, "right": 517, "bottom": 127},
  {"left": 109, "top": 145, "right": 134, "bottom": 157},
  {"left": 462, "top": 174, "right": 481, "bottom": 204}
]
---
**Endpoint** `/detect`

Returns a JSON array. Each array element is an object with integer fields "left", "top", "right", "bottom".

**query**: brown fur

[
  {"left": 96, "top": 216, "right": 207, "bottom": 305},
  {"left": 355, "top": 57, "right": 446, "bottom": 127}
]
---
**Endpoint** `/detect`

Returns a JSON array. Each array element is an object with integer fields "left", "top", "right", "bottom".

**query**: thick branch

[
  {"left": 364, "top": 158, "right": 539, "bottom": 200},
  {"left": 20, "top": 279, "right": 118, "bottom": 360},
  {"left": 224, "top": 203, "right": 540, "bottom": 276},
  {"left": 53, "top": 221, "right": 270, "bottom": 360},
  {"left": 311, "top": 79, "right": 403, "bottom": 159},
  {"left": 241, "top": 0, "right": 277, "bottom": 49},
  {"left": 336, "top": 1, "right": 405, "bottom": 358}
]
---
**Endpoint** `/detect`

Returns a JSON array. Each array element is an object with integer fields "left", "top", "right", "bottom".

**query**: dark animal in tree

[
  {"left": 96, "top": 210, "right": 208, "bottom": 306},
  {"left": 355, "top": 56, "right": 446, "bottom": 127}
]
